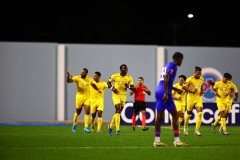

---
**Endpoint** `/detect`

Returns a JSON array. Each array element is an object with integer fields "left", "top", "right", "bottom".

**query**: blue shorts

[{"left": 155, "top": 92, "right": 176, "bottom": 111}]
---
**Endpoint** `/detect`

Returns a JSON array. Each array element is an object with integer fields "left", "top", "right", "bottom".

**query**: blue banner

[{"left": 121, "top": 102, "right": 240, "bottom": 126}]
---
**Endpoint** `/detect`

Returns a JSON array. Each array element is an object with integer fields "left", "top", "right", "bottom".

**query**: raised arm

[{"left": 67, "top": 71, "right": 74, "bottom": 83}]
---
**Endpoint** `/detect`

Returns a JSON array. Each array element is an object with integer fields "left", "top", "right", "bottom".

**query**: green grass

[{"left": 0, "top": 125, "right": 240, "bottom": 160}]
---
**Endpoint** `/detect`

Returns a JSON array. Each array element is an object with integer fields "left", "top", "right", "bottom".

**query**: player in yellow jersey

[
  {"left": 90, "top": 71, "right": 110, "bottom": 133},
  {"left": 210, "top": 73, "right": 238, "bottom": 135},
  {"left": 171, "top": 75, "right": 187, "bottom": 132},
  {"left": 183, "top": 66, "right": 204, "bottom": 136},
  {"left": 67, "top": 68, "right": 101, "bottom": 133},
  {"left": 107, "top": 64, "right": 135, "bottom": 136}
]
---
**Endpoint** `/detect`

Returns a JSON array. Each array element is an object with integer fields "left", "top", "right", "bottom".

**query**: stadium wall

[
  {"left": 0, "top": 42, "right": 57, "bottom": 120},
  {"left": 0, "top": 42, "right": 240, "bottom": 124}
]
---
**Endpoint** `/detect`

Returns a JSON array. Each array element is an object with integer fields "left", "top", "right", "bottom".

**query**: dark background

[{"left": 1, "top": 1, "right": 240, "bottom": 47}]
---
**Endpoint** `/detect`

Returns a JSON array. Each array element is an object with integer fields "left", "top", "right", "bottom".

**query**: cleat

[
  {"left": 97, "top": 130, "right": 102, "bottom": 133},
  {"left": 194, "top": 130, "right": 201, "bottom": 136},
  {"left": 108, "top": 125, "right": 112, "bottom": 136},
  {"left": 219, "top": 127, "right": 223, "bottom": 134},
  {"left": 116, "top": 130, "right": 121, "bottom": 135},
  {"left": 222, "top": 131, "right": 230, "bottom": 135},
  {"left": 173, "top": 141, "right": 189, "bottom": 147},
  {"left": 184, "top": 127, "right": 188, "bottom": 136},
  {"left": 142, "top": 127, "right": 149, "bottom": 131},
  {"left": 132, "top": 127, "right": 135, "bottom": 131},
  {"left": 211, "top": 123, "right": 216, "bottom": 133},
  {"left": 84, "top": 127, "right": 90, "bottom": 133},
  {"left": 72, "top": 124, "right": 77, "bottom": 133},
  {"left": 153, "top": 141, "right": 167, "bottom": 147}
]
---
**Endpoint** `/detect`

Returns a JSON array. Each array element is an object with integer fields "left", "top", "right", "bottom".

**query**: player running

[
  {"left": 130, "top": 77, "right": 151, "bottom": 131},
  {"left": 107, "top": 64, "right": 135, "bottom": 136},
  {"left": 210, "top": 73, "right": 238, "bottom": 135},
  {"left": 67, "top": 68, "right": 101, "bottom": 133},
  {"left": 90, "top": 71, "right": 110, "bottom": 133},
  {"left": 183, "top": 66, "right": 204, "bottom": 136},
  {"left": 171, "top": 75, "right": 187, "bottom": 132},
  {"left": 154, "top": 52, "right": 188, "bottom": 147}
]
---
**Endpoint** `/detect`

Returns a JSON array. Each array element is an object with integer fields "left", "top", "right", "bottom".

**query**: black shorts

[{"left": 133, "top": 101, "right": 146, "bottom": 114}]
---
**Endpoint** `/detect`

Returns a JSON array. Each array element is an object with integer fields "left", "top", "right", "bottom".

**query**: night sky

[{"left": 1, "top": 1, "right": 240, "bottom": 47}]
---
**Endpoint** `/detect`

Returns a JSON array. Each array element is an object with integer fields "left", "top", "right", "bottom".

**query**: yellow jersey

[
  {"left": 213, "top": 80, "right": 233, "bottom": 102},
  {"left": 90, "top": 81, "right": 108, "bottom": 100},
  {"left": 109, "top": 73, "right": 134, "bottom": 95},
  {"left": 172, "top": 83, "right": 187, "bottom": 105},
  {"left": 72, "top": 75, "right": 94, "bottom": 97},
  {"left": 227, "top": 81, "right": 238, "bottom": 103},
  {"left": 184, "top": 76, "right": 204, "bottom": 99}
]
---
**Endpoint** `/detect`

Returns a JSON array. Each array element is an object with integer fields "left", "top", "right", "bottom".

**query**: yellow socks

[
  {"left": 196, "top": 112, "right": 202, "bottom": 131},
  {"left": 115, "top": 113, "right": 121, "bottom": 131},
  {"left": 98, "top": 117, "right": 102, "bottom": 131},
  {"left": 221, "top": 118, "right": 227, "bottom": 131},
  {"left": 184, "top": 114, "right": 191, "bottom": 128},
  {"left": 73, "top": 112, "right": 79, "bottom": 125},
  {"left": 84, "top": 114, "right": 90, "bottom": 128},
  {"left": 214, "top": 116, "right": 221, "bottom": 126},
  {"left": 110, "top": 114, "right": 116, "bottom": 128}
]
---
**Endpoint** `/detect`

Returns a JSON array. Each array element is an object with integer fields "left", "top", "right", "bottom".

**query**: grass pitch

[{"left": 0, "top": 125, "right": 240, "bottom": 160}]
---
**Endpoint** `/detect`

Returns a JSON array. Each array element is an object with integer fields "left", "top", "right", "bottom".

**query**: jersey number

[{"left": 160, "top": 67, "right": 166, "bottom": 81}]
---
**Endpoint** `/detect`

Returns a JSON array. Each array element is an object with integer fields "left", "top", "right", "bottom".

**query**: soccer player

[
  {"left": 210, "top": 73, "right": 238, "bottom": 135},
  {"left": 130, "top": 77, "right": 151, "bottom": 131},
  {"left": 154, "top": 52, "right": 188, "bottom": 147},
  {"left": 107, "top": 64, "right": 135, "bottom": 136},
  {"left": 90, "top": 71, "right": 110, "bottom": 133},
  {"left": 171, "top": 75, "right": 187, "bottom": 131},
  {"left": 182, "top": 66, "right": 204, "bottom": 136},
  {"left": 67, "top": 68, "right": 101, "bottom": 133}
]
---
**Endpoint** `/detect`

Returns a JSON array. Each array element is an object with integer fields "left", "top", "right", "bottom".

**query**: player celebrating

[
  {"left": 90, "top": 71, "right": 110, "bottom": 133},
  {"left": 208, "top": 75, "right": 238, "bottom": 134},
  {"left": 171, "top": 75, "right": 187, "bottom": 131},
  {"left": 107, "top": 64, "right": 135, "bottom": 136},
  {"left": 183, "top": 66, "right": 204, "bottom": 136},
  {"left": 211, "top": 73, "right": 238, "bottom": 135},
  {"left": 154, "top": 52, "right": 188, "bottom": 147},
  {"left": 130, "top": 77, "right": 151, "bottom": 131},
  {"left": 67, "top": 68, "right": 101, "bottom": 133}
]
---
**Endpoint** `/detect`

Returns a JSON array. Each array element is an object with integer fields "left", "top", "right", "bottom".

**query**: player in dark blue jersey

[{"left": 153, "top": 52, "right": 188, "bottom": 147}]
